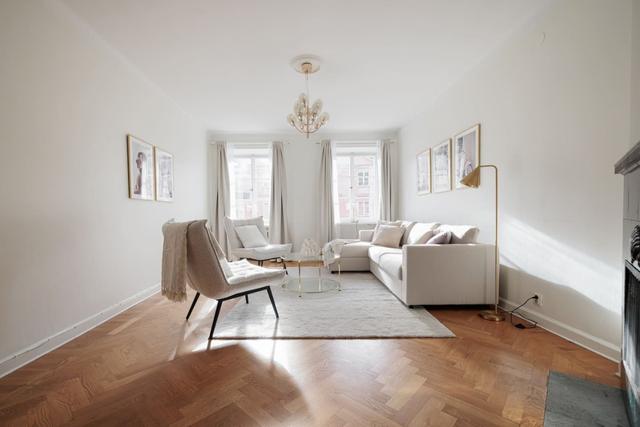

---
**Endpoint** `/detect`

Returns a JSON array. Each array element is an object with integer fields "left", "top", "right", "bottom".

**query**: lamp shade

[{"left": 460, "top": 166, "right": 481, "bottom": 188}]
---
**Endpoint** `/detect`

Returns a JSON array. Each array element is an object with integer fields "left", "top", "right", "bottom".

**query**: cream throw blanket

[
  {"left": 161, "top": 220, "right": 194, "bottom": 302},
  {"left": 322, "top": 238, "right": 358, "bottom": 266}
]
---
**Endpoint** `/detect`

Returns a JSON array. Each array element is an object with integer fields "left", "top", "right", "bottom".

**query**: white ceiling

[{"left": 62, "top": 0, "right": 549, "bottom": 134}]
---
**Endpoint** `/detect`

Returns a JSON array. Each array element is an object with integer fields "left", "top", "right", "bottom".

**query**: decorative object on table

[
  {"left": 416, "top": 148, "right": 431, "bottom": 195},
  {"left": 286, "top": 55, "right": 329, "bottom": 138},
  {"left": 154, "top": 147, "right": 174, "bottom": 202},
  {"left": 300, "top": 238, "right": 321, "bottom": 257},
  {"left": 127, "top": 135, "right": 155, "bottom": 200},
  {"left": 454, "top": 124, "right": 480, "bottom": 189},
  {"left": 460, "top": 163, "right": 504, "bottom": 321},
  {"left": 432, "top": 139, "right": 452, "bottom": 192}
]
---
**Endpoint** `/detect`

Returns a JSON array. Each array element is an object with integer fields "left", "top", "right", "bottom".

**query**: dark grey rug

[{"left": 544, "top": 371, "right": 629, "bottom": 426}]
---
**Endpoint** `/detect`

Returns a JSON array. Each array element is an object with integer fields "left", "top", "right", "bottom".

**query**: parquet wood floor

[{"left": 0, "top": 280, "right": 620, "bottom": 426}]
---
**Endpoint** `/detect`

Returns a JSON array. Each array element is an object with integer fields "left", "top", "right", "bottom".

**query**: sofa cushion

[
  {"left": 437, "top": 224, "right": 479, "bottom": 243},
  {"left": 224, "top": 216, "right": 268, "bottom": 250},
  {"left": 426, "top": 231, "right": 452, "bottom": 244},
  {"left": 372, "top": 225, "right": 404, "bottom": 248},
  {"left": 406, "top": 222, "right": 440, "bottom": 244},
  {"left": 400, "top": 221, "right": 416, "bottom": 245},
  {"left": 340, "top": 241, "right": 372, "bottom": 258},
  {"left": 368, "top": 245, "right": 403, "bottom": 280},
  {"left": 235, "top": 225, "right": 268, "bottom": 248}
]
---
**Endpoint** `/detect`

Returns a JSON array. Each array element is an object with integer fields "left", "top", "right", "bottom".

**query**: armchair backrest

[
  {"left": 186, "top": 220, "right": 229, "bottom": 299},
  {"left": 223, "top": 216, "right": 268, "bottom": 250}
]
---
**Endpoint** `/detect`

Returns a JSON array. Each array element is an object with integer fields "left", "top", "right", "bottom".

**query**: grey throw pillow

[{"left": 426, "top": 231, "right": 452, "bottom": 245}]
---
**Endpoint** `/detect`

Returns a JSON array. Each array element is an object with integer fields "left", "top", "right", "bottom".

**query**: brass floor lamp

[{"left": 460, "top": 165, "right": 505, "bottom": 322}]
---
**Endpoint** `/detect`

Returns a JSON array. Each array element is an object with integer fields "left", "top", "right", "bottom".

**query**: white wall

[
  {"left": 0, "top": 0, "right": 207, "bottom": 366},
  {"left": 208, "top": 132, "right": 398, "bottom": 249},
  {"left": 398, "top": 0, "right": 630, "bottom": 359},
  {"left": 633, "top": 0, "right": 640, "bottom": 146}
]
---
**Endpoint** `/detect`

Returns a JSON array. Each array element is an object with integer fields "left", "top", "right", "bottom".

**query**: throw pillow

[
  {"left": 235, "top": 224, "right": 268, "bottom": 248},
  {"left": 426, "top": 231, "right": 452, "bottom": 245},
  {"left": 436, "top": 225, "right": 479, "bottom": 244},
  {"left": 406, "top": 222, "right": 440, "bottom": 244},
  {"left": 372, "top": 225, "right": 404, "bottom": 248}
]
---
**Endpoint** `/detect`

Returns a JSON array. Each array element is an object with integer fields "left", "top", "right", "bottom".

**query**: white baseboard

[
  {"left": 0, "top": 283, "right": 160, "bottom": 379},
  {"left": 500, "top": 297, "right": 620, "bottom": 362}
]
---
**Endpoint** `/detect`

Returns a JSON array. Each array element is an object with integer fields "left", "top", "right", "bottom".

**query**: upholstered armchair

[
  {"left": 184, "top": 220, "right": 284, "bottom": 339},
  {"left": 223, "top": 216, "right": 292, "bottom": 266}
]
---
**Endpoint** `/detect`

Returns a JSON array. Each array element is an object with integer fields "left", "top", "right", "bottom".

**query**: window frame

[
  {"left": 228, "top": 143, "right": 272, "bottom": 227},
  {"left": 332, "top": 141, "right": 380, "bottom": 224}
]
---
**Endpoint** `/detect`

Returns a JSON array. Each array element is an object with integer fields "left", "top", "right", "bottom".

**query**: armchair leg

[
  {"left": 208, "top": 300, "right": 223, "bottom": 340},
  {"left": 245, "top": 294, "right": 249, "bottom": 304},
  {"left": 186, "top": 292, "right": 200, "bottom": 320},
  {"left": 266, "top": 286, "right": 279, "bottom": 318}
]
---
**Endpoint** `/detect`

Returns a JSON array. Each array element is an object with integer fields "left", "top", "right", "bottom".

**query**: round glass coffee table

[{"left": 281, "top": 253, "right": 341, "bottom": 296}]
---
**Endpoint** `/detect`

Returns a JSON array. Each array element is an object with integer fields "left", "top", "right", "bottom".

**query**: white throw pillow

[
  {"left": 426, "top": 231, "right": 452, "bottom": 244},
  {"left": 234, "top": 224, "right": 268, "bottom": 248},
  {"left": 406, "top": 222, "right": 440, "bottom": 244},
  {"left": 372, "top": 225, "right": 404, "bottom": 248}
]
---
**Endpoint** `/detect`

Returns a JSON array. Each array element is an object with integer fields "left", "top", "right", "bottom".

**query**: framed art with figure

[
  {"left": 454, "top": 124, "right": 480, "bottom": 189},
  {"left": 127, "top": 135, "right": 155, "bottom": 200}
]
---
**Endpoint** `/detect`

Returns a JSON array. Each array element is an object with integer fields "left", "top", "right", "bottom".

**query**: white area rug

[{"left": 213, "top": 270, "right": 454, "bottom": 339}]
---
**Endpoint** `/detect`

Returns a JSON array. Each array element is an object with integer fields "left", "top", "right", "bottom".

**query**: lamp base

[{"left": 479, "top": 310, "right": 505, "bottom": 322}]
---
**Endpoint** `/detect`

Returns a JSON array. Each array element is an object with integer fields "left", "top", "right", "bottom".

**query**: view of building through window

[
  {"left": 333, "top": 142, "right": 379, "bottom": 223},
  {"left": 228, "top": 144, "right": 271, "bottom": 225}
]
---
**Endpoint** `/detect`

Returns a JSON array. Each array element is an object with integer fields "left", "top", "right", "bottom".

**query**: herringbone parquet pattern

[{"left": 0, "top": 286, "right": 620, "bottom": 426}]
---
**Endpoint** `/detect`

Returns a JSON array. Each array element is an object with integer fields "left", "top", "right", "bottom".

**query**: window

[
  {"left": 333, "top": 142, "right": 379, "bottom": 223},
  {"left": 357, "top": 170, "right": 369, "bottom": 186},
  {"left": 228, "top": 143, "right": 271, "bottom": 225}
]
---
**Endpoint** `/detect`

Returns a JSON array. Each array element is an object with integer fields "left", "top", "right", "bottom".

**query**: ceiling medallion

[{"left": 287, "top": 55, "right": 329, "bottom": 138}]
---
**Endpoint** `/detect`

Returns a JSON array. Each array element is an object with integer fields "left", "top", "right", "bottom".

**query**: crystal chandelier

[{"left": 287, "top": 56, "right": 329, "bottom": 138}]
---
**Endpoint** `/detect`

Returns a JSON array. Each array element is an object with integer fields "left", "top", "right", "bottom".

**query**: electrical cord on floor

[{"left": 509, "top": 296, "right": 539, "bottom": 329}]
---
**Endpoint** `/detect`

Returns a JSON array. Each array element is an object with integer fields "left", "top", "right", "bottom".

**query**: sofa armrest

[
  {"left": 359, "top": 229, "right": 374, "bottom": 242},
  {"left": 402, "top": 243, "right": 495, "bottom": 305}
]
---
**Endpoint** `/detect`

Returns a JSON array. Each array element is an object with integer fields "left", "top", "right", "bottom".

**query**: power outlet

[{"left": 534, "top": 294, "right": 543, "bottom": 306}]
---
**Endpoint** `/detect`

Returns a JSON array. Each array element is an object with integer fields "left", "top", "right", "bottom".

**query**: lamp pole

[{"left": 460, "top": 164, "right": 504, "bottom": 321}]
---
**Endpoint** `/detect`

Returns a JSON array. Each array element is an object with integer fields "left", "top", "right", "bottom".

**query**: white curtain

[
  {"left": 379, "top": 139, "right": 394, "bottom": 221},
  {"left": 318, "top": 139, "right": 335, "bottom": 244},
  {"left": 210, "top": 141, "right": 230, "bottom": 256},
  {"left": 269, "top": 141, "right": 290, "bottom": 244}
]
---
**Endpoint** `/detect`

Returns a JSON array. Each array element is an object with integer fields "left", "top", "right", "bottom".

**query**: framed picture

[
  {"left": 454, "top": 124, "right": 480, "bottom": 189},
  {"left": 154, "top": 147, "right": 174, "bottom": 202},
  {"left": 432, "top": 139, "right": 451, "bottom": 192},
  {"left": 416, "top": 148, "right": 431, "bottom": 195},
  {"left": 127, "top": 135, "right": 155, "bottom": 200}
]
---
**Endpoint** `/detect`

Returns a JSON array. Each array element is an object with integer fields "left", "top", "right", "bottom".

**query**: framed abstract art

[
  {"left": 154, "top": 147, "right": 174, "bottom": 202},
  {"left": 432, "top": 139, "right": 451, "bottom": 193},
  {"left": 416, "top": 148, "right": 431, "bottom": 195}
]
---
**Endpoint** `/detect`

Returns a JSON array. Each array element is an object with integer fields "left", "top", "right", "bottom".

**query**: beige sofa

[{"left": 328, "top": 221, "right": 495, "bottom": 307}]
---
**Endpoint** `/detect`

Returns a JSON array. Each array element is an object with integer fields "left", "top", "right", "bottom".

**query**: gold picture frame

[
  {"left": 126, "top": 135, "right": 155, "bottom": 201},
  {"left": 432, "top": 139, "right": 452, "bottom": 193},
  {"left": 154, "top": 147, "right": 174, "bottom": 202},
  {"left": 454, "top": 124, "right": 481, "bottom": 189},
  {"left": 416, "top": 148, "right": 431, "bottom": 195}
]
